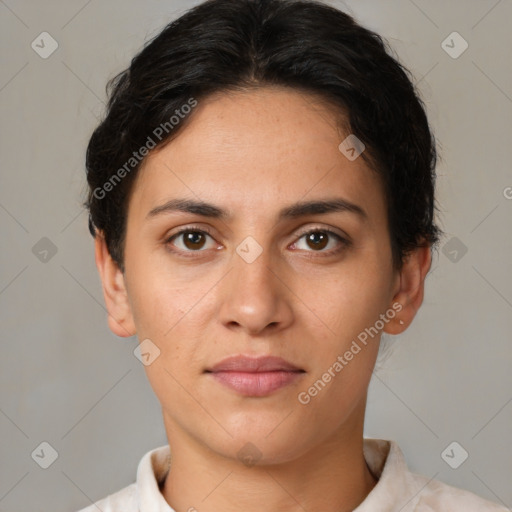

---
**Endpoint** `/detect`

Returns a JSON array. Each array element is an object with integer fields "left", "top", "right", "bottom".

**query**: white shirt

[{"left": 77, "top": 438, "right": 507, "bottom": 511}]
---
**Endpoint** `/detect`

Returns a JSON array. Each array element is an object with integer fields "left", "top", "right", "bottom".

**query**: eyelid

[
  {"left": 293, "top": 223, "right": 350, "bottom": 242},
  {"left": 289, "top": 226, "right": 351, "bottom": 256},
  {"left": 164, "top": 224, "right": 217, "bottom": 248}
]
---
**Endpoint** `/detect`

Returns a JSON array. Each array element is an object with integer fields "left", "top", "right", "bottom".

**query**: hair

[{"left": 84, "top": 0, "right": 441, "bottom": 273}]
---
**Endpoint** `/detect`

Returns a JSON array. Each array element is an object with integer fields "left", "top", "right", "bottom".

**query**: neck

[{"left": 161, "top": 405, "right": 377, "bottom": 512}]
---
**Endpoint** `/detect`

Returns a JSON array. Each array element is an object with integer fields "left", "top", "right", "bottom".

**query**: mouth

[{"left": 205, "top": 355, "right": 306, "bottom": 397}]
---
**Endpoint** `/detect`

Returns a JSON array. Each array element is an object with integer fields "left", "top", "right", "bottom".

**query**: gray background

[{"left": 1, "top": 1, "right": 511, "bottom": 510}]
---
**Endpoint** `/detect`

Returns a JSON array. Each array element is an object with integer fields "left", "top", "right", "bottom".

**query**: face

[{"left": 109, "top": 87, "right": 405, "bottom": 464}]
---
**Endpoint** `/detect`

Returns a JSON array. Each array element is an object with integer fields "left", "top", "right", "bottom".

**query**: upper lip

[{"left": 206, "top": 355, "right": 304, "bottom": 373}]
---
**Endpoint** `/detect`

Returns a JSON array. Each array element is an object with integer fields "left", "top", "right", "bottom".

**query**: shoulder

[
  {"left": 408, "top": 471, "right": 508, "bottom": 511},
  {"left": 75, "top": 482, "right": 138, "bottom": 512},
  {"left": 74, "top": 444, "right": 172, "bottom": 512},
  {"left": 361, "top": 439, "right": 507, "bottom": 512}
]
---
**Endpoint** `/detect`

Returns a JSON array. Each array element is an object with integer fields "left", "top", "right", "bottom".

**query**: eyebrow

[{"left": 146, "top": 197, "right": 367, "bottom": 222}]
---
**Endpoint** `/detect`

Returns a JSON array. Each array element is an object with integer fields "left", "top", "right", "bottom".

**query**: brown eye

[
  {"left": 166, "top": 229, "right": 216, "bottom": 252},
  {"left": 292, "top": 229, "right": 349, "bottom": 254},
  {"left": 305, "top": 231, "right": 329, "bottom": 251},
  {"left": 182, "top": 231, "right": 207, "bottom": 250}
]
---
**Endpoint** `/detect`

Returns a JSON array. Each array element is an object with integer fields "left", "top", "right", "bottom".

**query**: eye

[
  {"left": 291, "top": 228, "right": 349, "bottom": 254},
  {"left": 165, "top": 228, "right": 218, "bottom": 252},
  {"left": 165, "top": 226, "right": 350, "bottom": 256}
]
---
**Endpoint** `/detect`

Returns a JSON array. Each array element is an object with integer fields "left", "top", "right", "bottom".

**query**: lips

[
  {"left": 207, "top": 355, "right": 302, "bottom": 373},
  {"left": 205, "top": 355, "right": 305, "bottom": 397}
]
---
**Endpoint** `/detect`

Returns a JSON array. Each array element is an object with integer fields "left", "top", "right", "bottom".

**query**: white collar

[{"left": 135, "top": 438, "right": 411, "bottom": 512}]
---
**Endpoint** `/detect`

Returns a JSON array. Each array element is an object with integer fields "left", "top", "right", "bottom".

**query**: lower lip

[{"left": 208, "top": 371, "right": 304, "bottom": 396}]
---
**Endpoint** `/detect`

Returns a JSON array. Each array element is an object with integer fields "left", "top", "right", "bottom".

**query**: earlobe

[
  {"left": 94, "top": 232, "right": 137, "bottom": 338},
  {"left": 384, "top": 245, "right": 432, "bottom": 335}
]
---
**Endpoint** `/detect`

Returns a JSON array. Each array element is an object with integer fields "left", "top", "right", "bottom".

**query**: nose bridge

[
  {"left": 234, "top": 241, "right": 275, "bottom": 291},
  {"left": 218, "top": 238, "right": 292, "bottom": 334}
]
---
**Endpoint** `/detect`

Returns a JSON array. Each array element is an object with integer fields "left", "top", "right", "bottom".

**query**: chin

[{"left": 204, "top": 420, "right": 315, "bottom": 467}]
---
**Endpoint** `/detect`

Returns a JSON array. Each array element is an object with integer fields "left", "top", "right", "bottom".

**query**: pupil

[
  {"left": 308, "top": 232, "right": 328, "bottom": 250},
  {"left": 185, "top": 232, "right": 204, "bottom": 249}
]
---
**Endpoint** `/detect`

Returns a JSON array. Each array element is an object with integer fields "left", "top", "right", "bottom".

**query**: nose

[{"left": 217, "top": 245, "right": 294, "bottom": 336}]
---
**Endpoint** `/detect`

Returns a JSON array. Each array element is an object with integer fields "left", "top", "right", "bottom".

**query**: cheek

[
  {"left": 125, "top": 252, "right": 197, "bottom": 338},
  {"left": 127, "top": 271, "right": 211, "bottom": 369},
  {"left": 301, "top": 262, "right": 392, "bottom": 340},
  {"left": 297, "top": 273, "right": 385, "bottom": 411}
]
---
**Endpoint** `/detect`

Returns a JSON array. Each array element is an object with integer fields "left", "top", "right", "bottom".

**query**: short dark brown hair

[{"left": 84, "top": 0, "right": 441, "bottom": 272}]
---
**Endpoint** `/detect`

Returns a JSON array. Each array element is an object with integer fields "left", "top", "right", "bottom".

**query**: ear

[
  {"left": 94, "top": 231, "right": 136, "bottom": 338},
  {"left": 384, "top": 245, "right": 432, "bottom": 335}
]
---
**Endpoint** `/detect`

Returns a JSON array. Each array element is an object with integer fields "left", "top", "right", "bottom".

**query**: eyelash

[{"left": 164, "top": 225, "right": 350, "bottom": 257}]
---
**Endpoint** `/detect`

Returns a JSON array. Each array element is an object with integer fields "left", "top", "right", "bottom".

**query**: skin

[{"left": 95, "top": 86, "right": 431, "bottom": 512}]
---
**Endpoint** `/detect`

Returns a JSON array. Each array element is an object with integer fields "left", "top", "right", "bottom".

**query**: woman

[{"left": 79, "top": 0, "right": 507, "bottom": 510}]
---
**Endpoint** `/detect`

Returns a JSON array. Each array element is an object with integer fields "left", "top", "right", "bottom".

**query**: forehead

[{"left": 129, "top": 87, "right": 385, "bottom": 225}]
